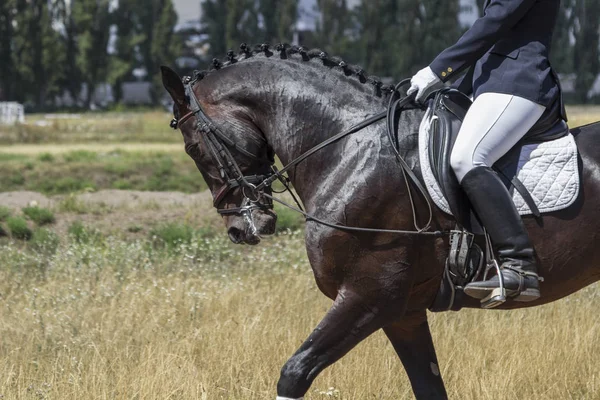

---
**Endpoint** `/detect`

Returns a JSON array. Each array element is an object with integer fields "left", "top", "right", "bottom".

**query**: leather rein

[{"left": 171, "top": 77, "right": 445, "bottom": 238}]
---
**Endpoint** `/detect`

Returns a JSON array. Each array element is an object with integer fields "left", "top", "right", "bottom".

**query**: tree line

[
  {"left": 201, "top": 0, "right": 599, "bottom": 103},
  {"left": 0, "top": 0, "right": 179, "bottom": 109},
  {"left": 1, "top": 0, "right": 599, "bottom": 110}
]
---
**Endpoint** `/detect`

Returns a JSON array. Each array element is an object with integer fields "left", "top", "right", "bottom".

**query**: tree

[
  {"left": 314, "top": 0, "right": 353, "bottom": 57},
  {"left": 149, "top": 0, "right": 180, "bottom": 101},
  {"left": 354, "top": 0, "right": 400, "bottom": 77},
  {"left": 258, "top": 0, "right": 298, "bottom": 43},
  {"left": 110, "top": 0, "right": 143, "bottom": 102},
  {"left": 224, "top": 0, "right": 261, "bottom": 50},
  {"left": 416, "top": 0, "right": 463, "bottom": 67},
  {"left": 351, "top": 0, "right": 460, "bottom": 79},
  {"left": 572, "top": 0, "right": 600, "bottom": 102},
  {"left": 54, "top": 0, "right": 83, "bottom": 104},
  {"left": 550, "top": 0, "right": 575, "bottom": 75},
  {"left": 201, "top": 0, "right": 228, "bottom": 56},
  {"left": 72, "top": 0, "right": 111, "bottom": 108},
  {"left": 12, "top": 0, "right": 65, "bottom": 108},
  {"left": 0, "top": 0, "right": 15, "bottom": 101},
  {"left": 202, "top": 0, "right": 298, "bottom": 58}
]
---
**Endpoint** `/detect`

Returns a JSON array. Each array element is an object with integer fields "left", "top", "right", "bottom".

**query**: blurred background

[
  {"left": 1, "top": 0, "right": 599, "bottom": 111},
  {"left": 0, "top": 2, "right": 599, "bottom": 399}
]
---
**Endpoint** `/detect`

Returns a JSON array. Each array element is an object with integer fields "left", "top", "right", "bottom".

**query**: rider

[{"left": 408, "top": 0, "right": 562, "bottom": 305}]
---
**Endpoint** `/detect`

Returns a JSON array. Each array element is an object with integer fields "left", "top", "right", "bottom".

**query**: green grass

[
  {"left": 22, "top": 206, "right": 56, "bottom": 226},
  {"left": 38, "top": 152, "right": 55, "bottom": 162},
  {"left": 56, "top": 194, "right": 89, "bottom": 214},
  {"left": 62, "top": 150, "right": 98, "bottom": 162},
  {"left": 0, "top": 111, "right": 179, "bottom": 145},
  {"left": 149, "top": 223, "right": 220, "bottom": 250},
  {"left": 29, "top": 228, "right": 60, "bottom": 254},
  {"left": 0, "top": 149, "right": 205, "bottom": 195},
  {"left": 68, "top": 221, "right": 103, "bottom": 244},
  {"left": 6, "top": 216, "right": 33, "bottom": 240},
  {"left": 127, "top": 225, "right": 143, "bottom": 233},
  {"left": 274, "top": 204, "right": 305, "bottom": 234},
  {"left": 150, "top": 222, "right": 196, "bottom": 248},
  {"left": 0, "top": 206, "right": 11, "bottom": 221}
]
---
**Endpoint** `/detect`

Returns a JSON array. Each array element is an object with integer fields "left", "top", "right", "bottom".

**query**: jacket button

[
  {"left": 441, "top": 72, "right": 447, "bottom": 77},
  {"left": 447, "top": 67, "right": 453, "bottom": 73}
]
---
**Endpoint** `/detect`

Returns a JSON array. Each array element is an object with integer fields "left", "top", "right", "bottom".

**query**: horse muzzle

[
  {"left": 226, "top": 208, "right": 276, "bottom": 245},
  {"left": 227, "top": 225, "right": 261, "bottom": 245}
]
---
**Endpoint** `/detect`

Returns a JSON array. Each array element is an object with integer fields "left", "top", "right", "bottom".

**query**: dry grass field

[
  {"left": 0, "top": 107, "right": 599, "bottom": 399},
  {"left": 0, "top": 192, "right": 597, "bottom": 400}
]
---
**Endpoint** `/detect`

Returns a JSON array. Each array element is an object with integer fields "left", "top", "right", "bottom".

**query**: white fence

[{"left": 0, "top": 102, "right": 25, "bottom": 125}]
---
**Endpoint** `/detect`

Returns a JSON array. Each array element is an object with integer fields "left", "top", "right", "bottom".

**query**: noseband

[{"left": 172, "top": 78, "right": 274, "bottom": 216}]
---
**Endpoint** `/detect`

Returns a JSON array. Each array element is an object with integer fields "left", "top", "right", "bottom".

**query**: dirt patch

[
  {"left": 0, "top": 191, "right": 54, "bottom": 208},
  {"left": 0, "top": 190, "right": 221, "bottom": 239},
  {"left": 0, "top": 143, "right": 182, "bottom": 155},
  {"left": 76, "top": 190, "right": 211, "bottom": 209},
  {"left": 0, "top": 190, "right": 212, "bottom": 210}
]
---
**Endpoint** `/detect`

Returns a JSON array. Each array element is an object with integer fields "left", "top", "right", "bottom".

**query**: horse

[{"left": 160, "top": 44, "right": 600, "bottom": 399}]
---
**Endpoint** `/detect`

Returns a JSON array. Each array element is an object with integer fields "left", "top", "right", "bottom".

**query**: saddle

[
  {"left": 427, "top": 88, "right": 570, "bottom": 233},
  {"left": 422, "top": 88, "right": 580, "bottom": 312}
]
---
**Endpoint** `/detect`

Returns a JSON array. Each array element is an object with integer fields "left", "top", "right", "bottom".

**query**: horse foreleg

[
  {"left": 276, "top": 289, "right": 393, "bottom": 399},
  {"left": 383, "top": 311, "right": 448, "bottom": 400}
]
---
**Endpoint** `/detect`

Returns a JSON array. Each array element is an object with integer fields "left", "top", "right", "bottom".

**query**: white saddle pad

[{"left": 418, "top": 106, "right": 581, "bottom": 216}]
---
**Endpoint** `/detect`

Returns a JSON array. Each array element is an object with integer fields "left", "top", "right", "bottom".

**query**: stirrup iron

[
  {"left": 480, "top": 231, "right": 506, "bottom": 309},
  {"left": 480, "top": 259, "right": 506, "bottom": 309}
]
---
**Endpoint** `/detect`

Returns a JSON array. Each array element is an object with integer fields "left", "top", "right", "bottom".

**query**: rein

[{"left": 171, "top": 78, "right": 446, "bottom": 238}]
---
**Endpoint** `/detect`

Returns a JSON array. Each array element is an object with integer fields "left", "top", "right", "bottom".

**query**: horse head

[
  {"left": 161, "top": 65, "right": 277, "bottom": 245},
  {"left": 161, "top": 44, "right": 399, "bottom": 246}
]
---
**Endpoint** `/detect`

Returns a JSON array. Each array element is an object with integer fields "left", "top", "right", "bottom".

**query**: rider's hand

[{"left": 407, "top": 66, "right": 444, "bottom": 103}]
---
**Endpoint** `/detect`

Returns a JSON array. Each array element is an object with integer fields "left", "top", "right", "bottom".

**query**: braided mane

[{"left": 189, "top": 43, "right": 394, "bottom": 98}]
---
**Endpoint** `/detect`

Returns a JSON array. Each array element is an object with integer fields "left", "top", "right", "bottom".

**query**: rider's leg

[{"left": 450, "top": 93, "right": 546, "bottom": 303}]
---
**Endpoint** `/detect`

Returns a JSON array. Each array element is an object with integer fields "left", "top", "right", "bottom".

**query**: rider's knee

[{"left": 450, "top": 150, "right": 473, "bottom": 182}]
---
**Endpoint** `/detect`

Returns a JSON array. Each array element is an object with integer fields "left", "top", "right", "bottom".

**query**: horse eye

[{"left": 185, "top": 143, "right": 201, "bottom": 159}]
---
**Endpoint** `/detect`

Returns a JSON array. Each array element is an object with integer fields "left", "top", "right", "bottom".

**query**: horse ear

[{"left": 160, "top": 66, "right": 187, "bottom": 109}]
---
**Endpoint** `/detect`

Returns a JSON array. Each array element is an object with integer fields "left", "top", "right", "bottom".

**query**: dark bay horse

[{"left": 161, "top": 45, "right": 600, "bottom": 399}]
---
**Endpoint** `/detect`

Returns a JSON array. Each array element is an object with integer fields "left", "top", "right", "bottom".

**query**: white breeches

[{"left": 450, "top": 92, "right": 546, "bottom": 183}]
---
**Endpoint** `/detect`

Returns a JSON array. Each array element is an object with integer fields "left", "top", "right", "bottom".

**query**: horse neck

[{"left": 240, "top": 60, "right": 394, "bottom": 206}]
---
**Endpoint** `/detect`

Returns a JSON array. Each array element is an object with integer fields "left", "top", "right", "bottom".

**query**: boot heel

[{"left": 481, "top": 287, "right": 506, "bottom": 309}]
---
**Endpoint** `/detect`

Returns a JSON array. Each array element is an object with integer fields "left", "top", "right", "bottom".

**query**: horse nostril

[{"left": 228, "top": 227, "right": 244, "bottom": 244}]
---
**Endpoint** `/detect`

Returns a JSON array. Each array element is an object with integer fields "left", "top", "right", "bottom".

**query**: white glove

[{"left": 407, "top": 66, "right": 444, "bottom": 103}]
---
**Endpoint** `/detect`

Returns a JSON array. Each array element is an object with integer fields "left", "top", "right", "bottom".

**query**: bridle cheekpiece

[{"left": 170, "top": 76, "right": 275, "bottom": 218}]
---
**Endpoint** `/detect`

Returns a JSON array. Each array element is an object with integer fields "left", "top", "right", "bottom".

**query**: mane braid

[{"left": 189, "top": 43, "right": 395, "bottom": 98}]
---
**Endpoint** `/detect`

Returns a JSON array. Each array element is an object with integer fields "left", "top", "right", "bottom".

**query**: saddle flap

[{"left": 427, "top": 89, "right": 479, "bottom": 231}]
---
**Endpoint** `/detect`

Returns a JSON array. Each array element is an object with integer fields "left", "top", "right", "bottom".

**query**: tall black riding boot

[{"left": 461, "top": 167, "right": 541, "bottom": 306}]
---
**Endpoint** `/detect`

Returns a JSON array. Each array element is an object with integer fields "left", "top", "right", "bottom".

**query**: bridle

[
  {"left": 170, "top": 77, "right": 447, "bottom": 238},
  {"left": 172, "top": 77, "right": 275, "bottom": 217}
]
